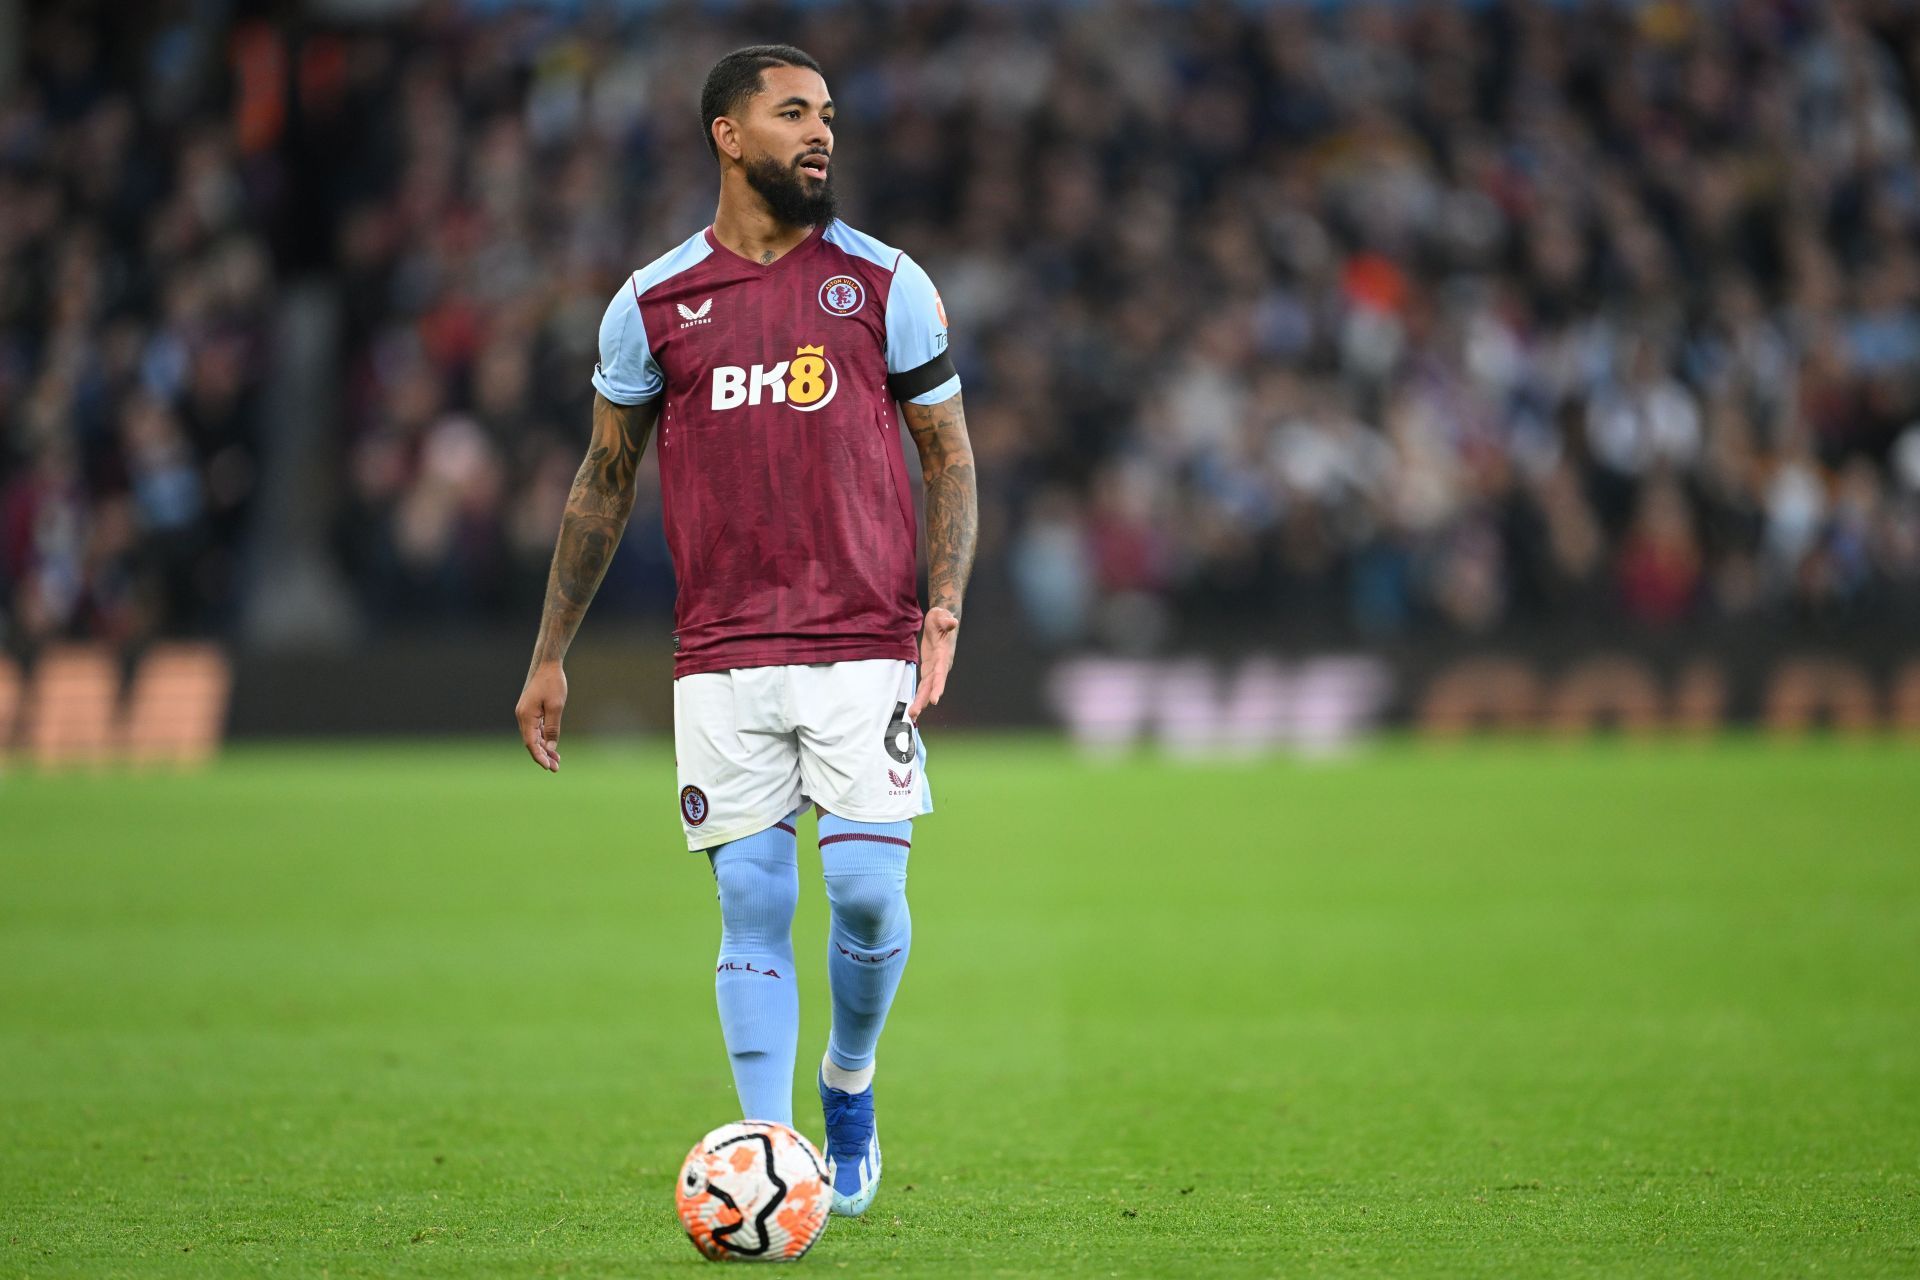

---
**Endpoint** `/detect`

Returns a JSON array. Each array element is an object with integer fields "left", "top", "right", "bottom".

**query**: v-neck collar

[{"left": 704, "top": 221, "right": 827, "bottom": 273}]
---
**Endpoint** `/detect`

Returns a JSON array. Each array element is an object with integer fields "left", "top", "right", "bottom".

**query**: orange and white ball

[{"left": 676, "top": 1121, "right": 830, "bottom": 1262}]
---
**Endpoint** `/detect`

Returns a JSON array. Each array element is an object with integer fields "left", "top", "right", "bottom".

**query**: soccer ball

[{"left": 676, "top": 1121, "right": 830, "bottom": 1262}]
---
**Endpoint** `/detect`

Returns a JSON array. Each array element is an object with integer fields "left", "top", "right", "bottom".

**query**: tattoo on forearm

[
  {"left": 553, "top": 517, "right": 616, "bottom": 608},
  {"left": 529, "top": 395, "right": 656, "bottom": 668},
  {"left": 903, "top": 393, "right": 978, "bottom": 619}
]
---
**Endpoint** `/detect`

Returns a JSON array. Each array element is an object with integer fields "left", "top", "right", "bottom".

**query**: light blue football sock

[
  {"left": 818, "top": 814, "right": 912, "bottom": 1075},
  {"left": 709, "top": 813, "right": 801, "bottom": 1126}
]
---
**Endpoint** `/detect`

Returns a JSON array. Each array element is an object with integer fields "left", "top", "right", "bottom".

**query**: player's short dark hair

[{"left": 700, "top": 44, "right": 824, "bottom": 160}]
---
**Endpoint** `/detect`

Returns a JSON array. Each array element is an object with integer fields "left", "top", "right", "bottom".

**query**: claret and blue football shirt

[{"left": 592, "top": 220, "right": 959, "bottom": 678}]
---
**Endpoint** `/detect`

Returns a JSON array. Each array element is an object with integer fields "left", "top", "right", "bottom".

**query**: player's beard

[{"left": 744, "top": 153, "right": 837, "bottom": 229}]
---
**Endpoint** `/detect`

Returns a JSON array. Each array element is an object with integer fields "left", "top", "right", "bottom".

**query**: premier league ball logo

[{"left": 818, "top": 275, "right": 864, "bottom": 317}]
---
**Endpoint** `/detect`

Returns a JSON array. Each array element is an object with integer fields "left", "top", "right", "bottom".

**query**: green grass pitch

[{"left": 4, "top": 736, "right": 1918, "bottom": 1277}]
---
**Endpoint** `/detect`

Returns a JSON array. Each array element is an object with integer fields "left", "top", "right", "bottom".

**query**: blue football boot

[{"left": 818, "top": 1070, "right": 882, "bottom": 1216}]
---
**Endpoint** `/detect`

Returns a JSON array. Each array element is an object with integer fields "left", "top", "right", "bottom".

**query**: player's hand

[
  {"left": 908, "top": 606, "right": 959, "bottom": 722},
  {"left": 516, "top": 662, "right": 568, "bottom": 772}
]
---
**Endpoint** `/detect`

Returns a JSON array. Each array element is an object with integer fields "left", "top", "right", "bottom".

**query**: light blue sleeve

[
  {"left": 885, "top": 254, "right": 960, "bottom": 405},
  {"left": 590, "top": 281, "right": 663, "bottom": 405}
]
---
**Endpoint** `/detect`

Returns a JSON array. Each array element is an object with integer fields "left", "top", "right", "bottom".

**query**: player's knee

[
  {"left": 712, "top": 854, "right": 798, "bottom": 942},
  {"left": 824, "top": 871, "right": 908, "bottom": 946},
  {"left": 818, "top": 815, "right": 910, "bottom": 944}
]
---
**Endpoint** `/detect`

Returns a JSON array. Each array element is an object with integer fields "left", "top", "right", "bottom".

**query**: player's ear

[{"left": 712, "top": 116, "right": 743, "bottom": 163}]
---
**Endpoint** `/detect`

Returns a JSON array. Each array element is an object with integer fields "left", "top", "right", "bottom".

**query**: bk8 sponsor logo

[{"left": 710, "top": 343, "right": 838, "bottom": 412}]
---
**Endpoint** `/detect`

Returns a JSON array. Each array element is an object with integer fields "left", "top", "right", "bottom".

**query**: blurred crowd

[
  {"left": 9, "top": 0, "right": 1920, "bottom": 655},
  {"left": 332, "top": 0, "right": 1920, "bottom": 646},
  {"left": 0, "top": 8, "right": 273, "bottom": 650}
]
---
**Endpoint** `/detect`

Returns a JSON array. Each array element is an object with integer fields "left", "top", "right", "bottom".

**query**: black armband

[{"left": 887, "top": 352, "right": 957, "bottom": 403}]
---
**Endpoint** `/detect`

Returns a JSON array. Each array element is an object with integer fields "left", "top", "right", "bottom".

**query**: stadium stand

[{"left": 4, "top": 1, "right": 1919, "bottom": 671}]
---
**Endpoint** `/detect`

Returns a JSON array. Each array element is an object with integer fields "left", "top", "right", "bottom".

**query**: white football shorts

[{"left": 673, "top": 659, "right": 932, "bottom": 850}]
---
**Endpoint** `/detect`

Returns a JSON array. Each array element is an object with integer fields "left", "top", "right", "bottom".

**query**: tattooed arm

[
  {"left": 900, "top": 390, "right": 978, "bottom": 721},
  {"left": 515, "top": 391, "right": 660, "bottom": 771}
]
